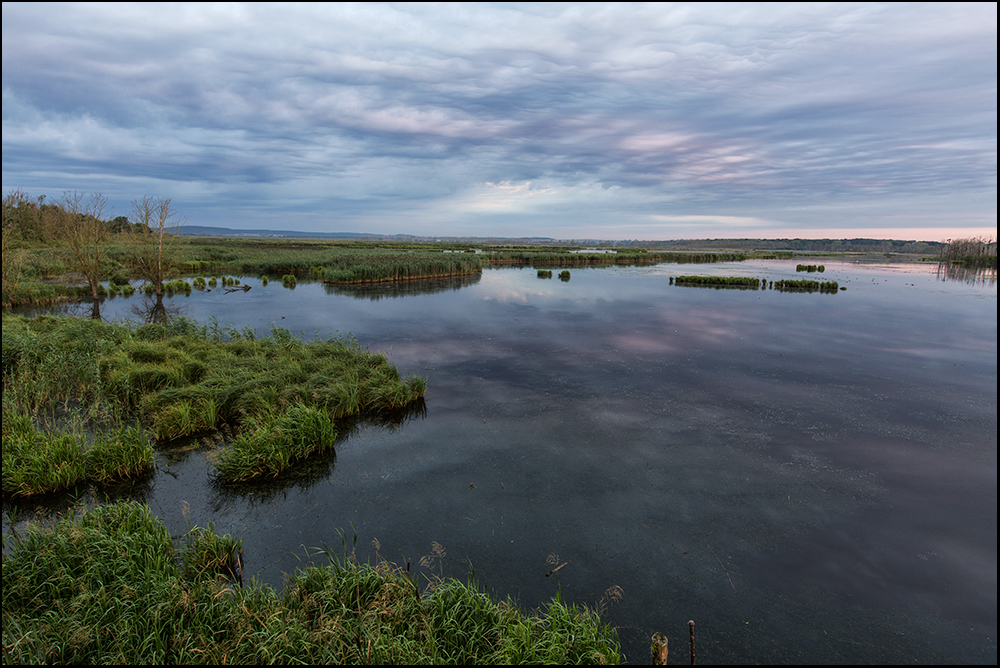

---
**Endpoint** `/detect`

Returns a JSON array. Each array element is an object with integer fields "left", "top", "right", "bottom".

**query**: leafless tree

[
  {"left": 129, "top": 195, "right": 184, "bottom": 297},
  {"left": 53, "top": 191, "right": 111, "bottom": 304}
]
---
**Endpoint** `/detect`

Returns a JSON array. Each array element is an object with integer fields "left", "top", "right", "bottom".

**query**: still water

[{"left": 7, "top": 260, "right": 997, "bottom": 663}]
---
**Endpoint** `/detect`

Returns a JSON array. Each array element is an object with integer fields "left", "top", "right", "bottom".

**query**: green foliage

[
  {"left": 2, "top": 502, "right": 622, "bottom": 664},
  {"left": 3, "top": 314, "right": 426, "bottom": 481},
  {"left": 672, "top": 275, "right": 761, "bottom": 288},
  {"left": 772, "top": 279, "right": 840, "bottom": 293},
  {"left": 537, "top": 269, "right": 553, "bottom": 278},
  {"left": 796, "top": 264, "right": 825, "bottom": 273},
  {"left": 213, "top": 404, "right": 338, "bottom": 482},
  {"left": 1, "top": 404, "right": 154, "bottom": 496},
  {"left": 559, "top": 270, "right": 571, "bottom": 281}
]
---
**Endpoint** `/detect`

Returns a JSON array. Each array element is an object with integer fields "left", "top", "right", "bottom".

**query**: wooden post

[
  {"left": 688, "top": 620, "right": 696, "bottom": 665},
  {"left": 651, "top": 632, "right": 668, "bottom": 665}
]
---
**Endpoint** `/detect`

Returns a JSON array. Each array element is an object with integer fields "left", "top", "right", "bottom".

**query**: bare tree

[
  {"left": 53, "top": 191, "right": 112, "bottom": 304},
  {"left": 129, "top": 195, "right": 184, "bottom": 297}
]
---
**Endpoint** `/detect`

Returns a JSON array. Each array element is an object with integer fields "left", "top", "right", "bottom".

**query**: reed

[
  {"left": 3, "top": 314, "right": 426, "bottom": 484},
  {"left": 1, "top": 404, "right": 154, "bottom": 497},
  {"left": 672, "top": 275, "right": 761, "bottom": 288},
  {"left": 2, "top": 502, "right": 623, "bottom": 665},
  {"left": 772, "top": 279, "right": 840, "bottom": 293},
  {"left": 213, "top": 404, "right": 338, "bottom": 482}
]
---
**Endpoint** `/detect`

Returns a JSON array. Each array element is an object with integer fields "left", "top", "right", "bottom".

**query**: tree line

[{"left": 2, "top": 189, "right": 184, "bottom": 308}]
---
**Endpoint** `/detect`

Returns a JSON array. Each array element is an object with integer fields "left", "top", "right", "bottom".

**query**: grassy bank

[
  {"left": 2, "top": 314, "right": 426, "bottom": 486},
  {"left": 2, "top": 501, "right": 622, "bottom": 665},
  {"left": 5, "top": 237, "right": 796, "bottom": 307}
]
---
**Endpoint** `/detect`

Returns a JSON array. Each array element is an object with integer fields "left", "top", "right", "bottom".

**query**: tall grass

[
  {"left": 772, "top": 279, "right": 840, "bottom": 293},
  {"left": 2, "top": 501, "right": 623, "bottom": 665},
  {"left": 672, "top": 275, "right": 762, "bottom": 289},
  {"left": 3, "top": 314, "right": 427, "bottom": 485},
  {"left": 1, "top": 403, "right": 154, "bottom": 497}
]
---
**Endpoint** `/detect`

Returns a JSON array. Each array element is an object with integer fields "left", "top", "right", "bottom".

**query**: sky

[{"left": 2, "top": 3, "right": 996, "bottom": 241}]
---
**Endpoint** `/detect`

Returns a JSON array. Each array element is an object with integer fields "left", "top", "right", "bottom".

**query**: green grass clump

[
  {"left": 773, "top": 279, "right": 840, "bottom": 293},
  {"left": 1, "top": 405, "right": 154, "bottom": 497},
  {"left": 672, "top": 275, "right": 761, "bottom": 288},
  {"left": 2, "top": 502, "right": 622, "bottom": 665},
  {"left": 213, "top": 404, "right": 338, "bottom": 482},
  {"left": 3, "top": 314, "right": 426, "bottom": 482},
  {"left": 559, "top": 270, "right": 571, "bottom": 281},
  {"left": 537, "top": 269, "right": 553, "bottom": 278},
  {"left": 281, "top": 273, "right": 297, "bottom": 287},
  {"left": 796, "top": 264, "right": 825, "bottom": 273}
]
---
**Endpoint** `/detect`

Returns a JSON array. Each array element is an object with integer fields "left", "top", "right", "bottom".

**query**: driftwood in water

[{"left": 224, "top": 285, "right": 252, "bottom": 294}]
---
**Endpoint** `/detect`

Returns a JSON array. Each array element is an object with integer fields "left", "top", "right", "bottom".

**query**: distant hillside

[{"left": 179, "top": 226, "right": 944, "bottom": 254}]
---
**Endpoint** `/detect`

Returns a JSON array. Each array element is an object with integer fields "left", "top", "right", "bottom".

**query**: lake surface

[{"left": 5, "top": 259, "right": 997, "bottom": 663}]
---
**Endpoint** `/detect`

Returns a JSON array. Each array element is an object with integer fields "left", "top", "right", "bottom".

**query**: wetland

[{"left": 3, "top": 257, "right": 997, "bottom": 664}]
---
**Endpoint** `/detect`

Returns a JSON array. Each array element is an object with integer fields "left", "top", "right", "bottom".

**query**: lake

[{"left": 5, "top": 259, "right": 997, "bottom": 663}]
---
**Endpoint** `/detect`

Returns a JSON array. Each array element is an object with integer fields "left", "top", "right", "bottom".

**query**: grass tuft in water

[
  {"left": 2, "top": 502, "right": 623, "bottom": 665},
  {"left": 3, "top": 314, "right": 426, "bottom": 491}
]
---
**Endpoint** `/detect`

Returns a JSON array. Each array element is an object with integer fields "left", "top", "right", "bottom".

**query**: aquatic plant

[
  {"left": 1, "top": 501, "right": 623, "bottom": 664},
  {"left": 772, "top": 279, "right": 840, "bottom": 293},
  {"left": 673, "top": 275, "right": 761, "bottom": 289},
  {"left": 2, "top": 405, "right": 154, "bottom": 497},
  {"left": 282, "top": 273, "right": 297, "bottom": 287},
  {"left": 559, "top": 270, "right": 571, "bottom": 281},
  {"left": 213, "top": 404, "right": 338, "bottom": 482},
  {"left": 537, "top": 269, "right": 553, "bottom": 279},
  {"left": 3, "top": 314, "right": 427, "bottom": 486}
]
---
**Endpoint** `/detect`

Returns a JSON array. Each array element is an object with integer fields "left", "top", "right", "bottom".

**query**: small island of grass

[{"left": 2, "top": 314, "right": 426, "bottom": 490}]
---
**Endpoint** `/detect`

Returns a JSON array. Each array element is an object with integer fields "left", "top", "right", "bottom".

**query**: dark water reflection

[{"left": 5, "top": 260, "right": 996, "bottom": 664}]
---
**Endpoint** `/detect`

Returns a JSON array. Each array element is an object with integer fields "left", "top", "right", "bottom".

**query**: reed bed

[
  {"left": 772, "top": 279, "right": 840, "bottom": 293},
  {"left": 487, "top": 249, "right": 750, "bottom": 267},
  {"left": 671, "top": 275, "right": 762, "bottom": 289},
  {"left": 796, "top": 264, "right": 826, "bottom": 272},
  {"left": 2, "top": 405, "right": 154, "bottom": 496},
  {"left": 2, "top": 314, "right": 426, "bottom": 485},
  {"left": 2, "top": 501, "right": 622, "bottom": 665}
]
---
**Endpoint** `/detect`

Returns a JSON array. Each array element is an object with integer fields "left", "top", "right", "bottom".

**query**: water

[{"left": 5, "top": 259, "right": 997, "bottom": 663}]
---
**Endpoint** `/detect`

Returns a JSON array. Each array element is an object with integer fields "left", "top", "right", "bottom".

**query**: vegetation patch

[
  {"left": 796, "top": 264, "right": 825, "bottom": 272},
  {"left": 671, "top": 275, "right": 762, "bottom": 289},
  {"left": 2, "top": 501, "right": 623, "bottom": 665},
  {"left": 1, "top": 406, "right": 154, "bottom": 497},
  {"left": 772, "top": 279, "right": 840, "bottom": 293},
  {"left": 2, "top": 314, "right": 426, "bottom": 485}
]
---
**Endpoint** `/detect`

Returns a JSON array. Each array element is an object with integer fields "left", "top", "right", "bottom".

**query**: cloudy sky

[{"left": 2, "top": 3, "right": 996, "bottom": 240}]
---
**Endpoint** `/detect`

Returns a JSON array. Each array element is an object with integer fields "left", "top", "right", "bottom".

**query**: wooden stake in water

[
  {"left": 651, "top": 632, "right": 668, "bottom": 665},
  {"left": 688, "top": 620, "right": 696, "bottom": 665}
]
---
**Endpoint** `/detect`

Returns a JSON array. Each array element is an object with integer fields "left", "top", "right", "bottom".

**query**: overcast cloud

[{"left": 2, "top": 2, "right": 996, "bottom": 240}]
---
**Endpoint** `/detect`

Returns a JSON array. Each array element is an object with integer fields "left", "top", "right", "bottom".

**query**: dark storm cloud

[{"left": 2, "top": 2, "right": 995, "bottom": 238}]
